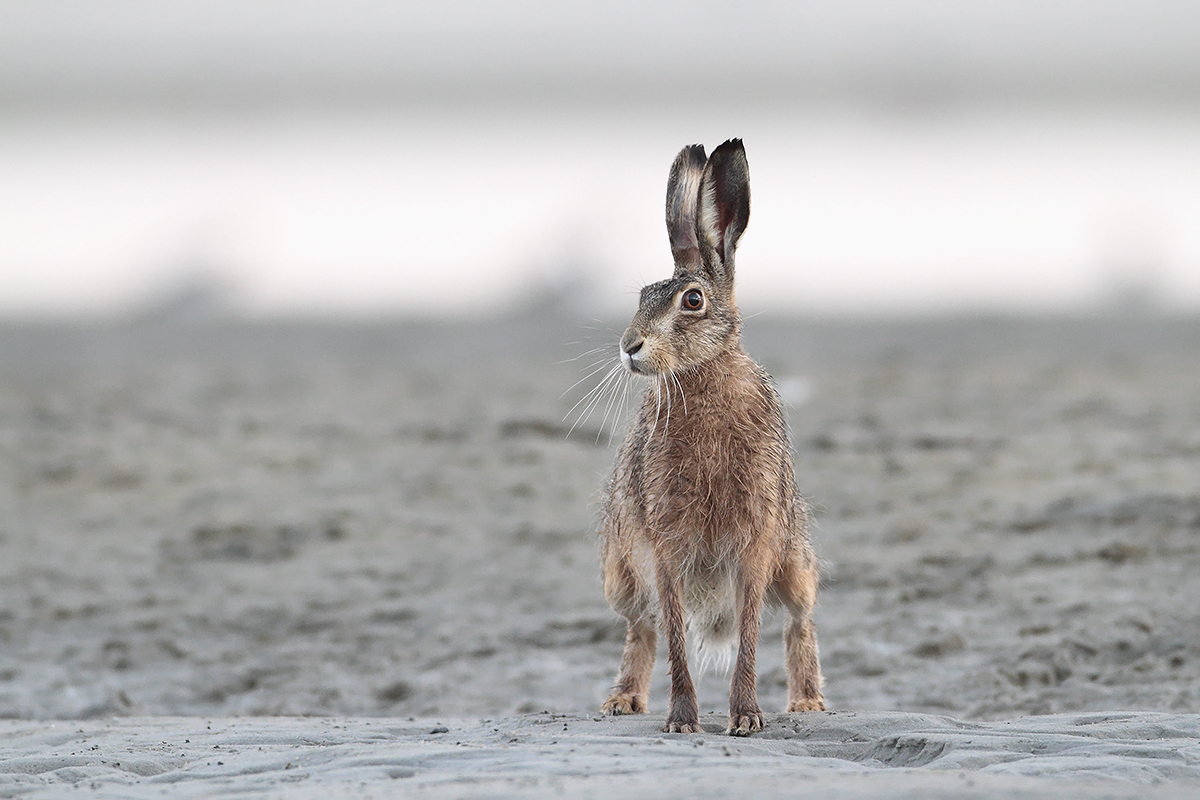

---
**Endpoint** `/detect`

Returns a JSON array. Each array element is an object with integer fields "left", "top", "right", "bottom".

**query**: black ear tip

[
  {"left": 712, "top": 138, "right": 745, "bottom": 157},
  {"left": 684, "top": 143, "right": 707, "bottom": 165}
]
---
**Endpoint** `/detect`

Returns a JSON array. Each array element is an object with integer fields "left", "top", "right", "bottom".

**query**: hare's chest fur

[{"left": 631, "top": 358, "right": 792, "bottom": 562}]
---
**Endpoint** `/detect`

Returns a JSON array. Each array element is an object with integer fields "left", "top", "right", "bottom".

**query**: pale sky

[{"left": 2, "top": 1, "right": 1198, "bottom": 319}]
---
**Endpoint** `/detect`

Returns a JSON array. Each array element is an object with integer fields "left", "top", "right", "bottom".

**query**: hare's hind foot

[
  {"left": 726, "top": 706, "right": 764, "bottom": 737},
  {"left": 601, "top": 691, "right": 648, "bottom": 715},
  {"left": 786, "top": 697, "right": 826, "bottom": 713}
]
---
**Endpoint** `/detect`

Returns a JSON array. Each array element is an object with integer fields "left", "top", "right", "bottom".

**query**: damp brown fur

[{"left": 598, "top": 140, "right": 825, "bottom": 736}]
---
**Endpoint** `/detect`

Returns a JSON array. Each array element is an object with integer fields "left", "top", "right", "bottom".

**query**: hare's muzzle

[{"left": 620, "top": 335, "right": 648, "bottom": 375}]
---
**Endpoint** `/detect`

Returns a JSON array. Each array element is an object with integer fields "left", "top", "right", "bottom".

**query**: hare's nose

[{"left": 624, "top": 339, "right": 644, "bottom": 356}]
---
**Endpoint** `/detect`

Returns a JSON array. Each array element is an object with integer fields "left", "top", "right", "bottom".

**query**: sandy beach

[
  {"left": 3, "top": 711, "right": 1200, "bottom": 798},
  {"left": 3, "top": 314, "right": 1200, "bottom": 796}
]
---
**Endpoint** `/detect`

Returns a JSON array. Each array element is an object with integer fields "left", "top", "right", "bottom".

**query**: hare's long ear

[
  {"left": 666, "top": 144, "right": 707, "bottom": 274},
  {"left": 696, "top": 138, "right": 750, "bottom": 291}
]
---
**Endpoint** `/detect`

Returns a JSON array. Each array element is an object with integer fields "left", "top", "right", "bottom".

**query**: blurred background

[
  {"left": 5, "top": 2, "right": 1200, "bottom": 724},
  {"left": 2, "top": 0, "right": 1199, "bottom": 320}
]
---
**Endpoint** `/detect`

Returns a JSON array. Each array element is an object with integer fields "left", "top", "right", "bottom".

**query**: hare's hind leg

[
  {"left": 601, "top": 551, "right": 657, "bottom": 715},
  {"left": 775, "top": 546, "right": 826, "bottom": 712}
]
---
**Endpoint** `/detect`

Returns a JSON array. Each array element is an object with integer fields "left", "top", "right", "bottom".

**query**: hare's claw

[
  {"left": 664, "top": 718, "right": 702, "bottom": 734},
  {"left": 726, "top": 708, "right": 764, "bottom": 736}
]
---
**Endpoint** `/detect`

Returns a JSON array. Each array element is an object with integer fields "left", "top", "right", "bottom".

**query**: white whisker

[
  {"left": 560, "top": 357, "right": 619, "bottom": 400},
  {"left": 569, "top": 364, "right": 625, "bottom": 438},
  {"left": 670, "top": 369, "right": 688, "bottom": 417},
  {"left": 558, "top": 346, "right": 613, "bottom": 365},
  {"left": 662, "top": 374, "right": 673, "bottom": 437},
  {"left": 563, "top": 362, "right": 619, "bottom": 427},
  {"left": 650, "top": 376, "right": 663, "bottom": 438},
  {"left": 596, "top": 366, "right": 627, "bottom": 445},
  {"left": 610, "top": 371, "right": 632, "bottom": 447}
]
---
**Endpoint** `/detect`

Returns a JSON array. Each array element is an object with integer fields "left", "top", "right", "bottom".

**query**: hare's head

[{"left": 620, "top": 139, "right": 751, "bottom": 377}]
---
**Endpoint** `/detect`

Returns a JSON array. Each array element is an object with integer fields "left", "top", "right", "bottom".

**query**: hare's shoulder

[{"left": 693, "top": 354, "right": 786, "bottom": 431}]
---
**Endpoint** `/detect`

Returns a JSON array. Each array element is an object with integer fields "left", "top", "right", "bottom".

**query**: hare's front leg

[
  {"left": 775, "top": 547, "right": 826, "bottom": 712},
  {"left": 727, "top": 556, "right": 769, "bottom": 736},
  {"left": 601, "top": 554, "right": 656, "bottom": 715},
  {"left": 656, "top": 559, "right": 700, "bottom": 733}
]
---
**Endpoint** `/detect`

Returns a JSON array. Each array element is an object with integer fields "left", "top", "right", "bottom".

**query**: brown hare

[{"left": 598, "top": 139, "right": 825, "bottom": 736}]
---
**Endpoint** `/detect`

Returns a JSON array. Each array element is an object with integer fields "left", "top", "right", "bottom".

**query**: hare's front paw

[
  {"left": 786, "top": 697, "right": 826, "bottom": 712},
  {"left": 601, "top": 692, "right": 647, "bottom": 715},
  {"left": 664, "top": 695, "right": 701, "bottom": 733},
  {"left": 664, "top": 717, "right": 702, "bottom": 734},
  {"left": 726, "top": 706, "right": 764, "bottom": 736}
]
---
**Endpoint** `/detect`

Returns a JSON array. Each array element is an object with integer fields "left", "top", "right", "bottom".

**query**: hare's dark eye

[{"left": 681, "top": 289, "right": 703, "bottom": 311}]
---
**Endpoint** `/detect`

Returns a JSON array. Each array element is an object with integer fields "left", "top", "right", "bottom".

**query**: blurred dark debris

[
  {"left": 1010, "top": 493, "right": 1200, "bottom": 534},
  {"left": 375, "top": 680, "right": 414, "bottom": 704},
  {"left": 516, "top": 617, "right": 624, "bottom": 648},
  {"left": 394, "top": 424, "right": 469, "bottom": 444},
  {"left": 500, "top": 419, "right": 593, "bottom": 441},
  {"left": 911, "top": 633, "right": 967, "bottom": 659},
  {"left": 163, "top": 518, "right": 349, "bottom": 563}
]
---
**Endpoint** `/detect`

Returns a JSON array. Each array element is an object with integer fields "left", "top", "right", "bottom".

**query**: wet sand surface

[{"left": 2, "top": 315, "right": 1199, "bottom": 796}]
